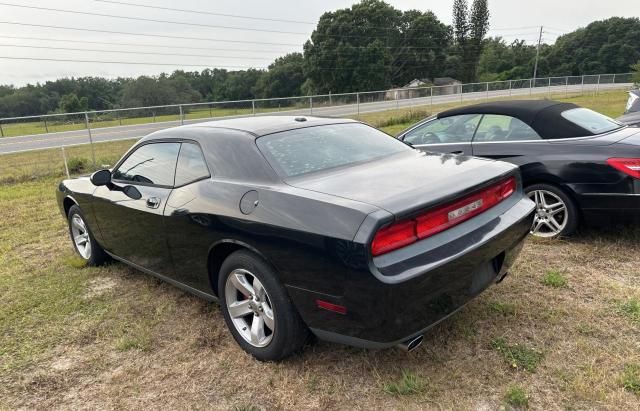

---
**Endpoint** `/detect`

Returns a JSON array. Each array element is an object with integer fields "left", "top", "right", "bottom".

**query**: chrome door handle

[
  {"left": 451, "top": 150, "right": 464, "bottom": 155},
  {"left": 146, "top": 197, "right": 161, "bottom": 209}
]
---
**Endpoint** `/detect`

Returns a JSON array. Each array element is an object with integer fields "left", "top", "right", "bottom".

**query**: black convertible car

[
  {"left": 398, "top": 101, "right": 640, "bottom": 237},
  {"left": 57, "top": 116, "right": 535, "bottom": 360}
]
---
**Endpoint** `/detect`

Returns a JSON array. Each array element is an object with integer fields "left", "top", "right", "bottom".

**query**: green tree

[
  {"left": 452, "top": 0, "right": 490, "bottom": 82},
  {"left": 254, "top": 53, "right": 305, "bottom": 98},
  {"left": 303, "top": 0, "right": 450, "bottom": 93},
  {"left": 477, "top": 38, "right": 537, "bottom": 81},
  {"left": 544, "top": 17, "right": 640, "bottom": 76},
  {"left": 57, "top": 93, "right": 88, "bottom": 113}
]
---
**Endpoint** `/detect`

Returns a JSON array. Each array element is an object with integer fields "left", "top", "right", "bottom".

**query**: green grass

[
  {"left": 541, "top": 270, "right": 568, "bottom": 288},
  {"left": 617, "top": 298, "right": 640, "bottom": 323},
  {"left": 488, "top": 301, "right": 517, "bottom": 316},
  {"left": 622, "top": 364, "right": 640, "bottom": 395},
  {"left": 505, "top": 385, "right": 529, "bottom": 408},
  {"left": 490, "top": 337, "right": 544, "bottom": 372},
  {"left": 383, "top": 371, "right": 427, "bottom": 396}
]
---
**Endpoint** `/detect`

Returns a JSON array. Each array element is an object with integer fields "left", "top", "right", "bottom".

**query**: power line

[
  {"left": 0, "top": 21, "right": 507, "bottom": 50},
  {"left": 0, "top": 21, "right": 302, "bottom": 46},
  {"left": 0, "top": 2, "right": 517, "bottom": 42},
  {"left": 0, "top": 56, "right": 484, "bottom": 71},
  {"left": 0, "top": 56, "right": 266, "bottom": 68},
  {"left": 0, "top": 2, "right": 451, "bottom": 41},
  {"left": 93, "top": 0, "right": 544, "bottom": 37},
  {"left": 0, "top": 35, "right": 292, "bottom": 53},
  {"left": 0, "top": 44, "right": 274, "bottom": 61},
  {"left": 94, "top": 0, "right": 316, "bottom": 25},
  {"left": 0, "top": 2, "right": 310, "bottom": 36}
]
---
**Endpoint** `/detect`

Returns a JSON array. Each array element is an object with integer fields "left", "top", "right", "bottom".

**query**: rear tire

[
  {"left": 525, "top": 183, "right": 579, "bottom": 238},
  {"left": 218, "top": 250, "right": 309, "bottom": 361},
  {"left": 67, "top": 204, "right": 109, "bottom": 266}
]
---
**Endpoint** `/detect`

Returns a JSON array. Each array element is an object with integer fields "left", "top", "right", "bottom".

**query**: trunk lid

[{"left": 285, "top": 150, "right": 517, "bottom": 217}]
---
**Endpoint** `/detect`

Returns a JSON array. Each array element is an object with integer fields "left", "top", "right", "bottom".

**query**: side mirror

[{"left": 90, "top": 169, "right": 111, "bottom": 186}]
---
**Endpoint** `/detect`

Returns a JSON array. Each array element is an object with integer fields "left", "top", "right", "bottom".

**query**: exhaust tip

[{"left": 397, "top": 335, "right": 424, "bottom": 352}]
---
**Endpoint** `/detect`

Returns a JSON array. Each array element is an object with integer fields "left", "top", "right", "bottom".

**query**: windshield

[
  {"left": 561, "top": 108, "right": 623, "bottom": 134},
  {"left": 256, "top": 123, "right": 410, "bottom": 177}
]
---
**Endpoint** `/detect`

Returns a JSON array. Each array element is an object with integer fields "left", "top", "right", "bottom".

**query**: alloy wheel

[
  {"left": 224, "top": 268, "right": 275, "bottom": 348},
  {"left": 527, "top": 189, "right": 568, "bottom": 237},
  {"left": 71, "top": 214, "right": 92, "bottom": 259}
]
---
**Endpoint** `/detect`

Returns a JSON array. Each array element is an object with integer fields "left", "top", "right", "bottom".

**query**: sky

[{"left": 0, "top": 0, "right": 638, "bottom": 86}]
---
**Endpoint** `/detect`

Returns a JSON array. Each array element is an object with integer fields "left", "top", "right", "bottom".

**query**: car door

[
  {"left": 92, "top": 141, "right": 180, "bottom": 276},
  {"left": 399, "top": 114, "right": 482, "bottom": 155},
  {"left": 162, "top": 142, "right": 214, "bottom": 291},
  {"left": 471, "top": 114, "right": 547, "bottom": 168}
]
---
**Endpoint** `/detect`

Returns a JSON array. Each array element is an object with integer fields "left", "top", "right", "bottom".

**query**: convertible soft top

[{"left": 437, "top": 100, "right": 591, "bottom": 139}]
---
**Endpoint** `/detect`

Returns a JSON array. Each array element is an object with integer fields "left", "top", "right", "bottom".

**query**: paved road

[{"left": 0, "top": 83, "right": 629, "bottom": 155}]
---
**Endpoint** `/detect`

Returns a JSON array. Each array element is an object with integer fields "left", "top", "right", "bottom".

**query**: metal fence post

[
  {"left": 44, "top": 117, "right": 49, "bottom": 133},
  {"left": 118, "top": 112, "right": 122, "bottom": 126},
  {"left": 179, "top": 105, "right": 184, "bottom": 125},
  {"left": 612, "top": 73, "right": 616, "bottom": 84},
  {"left": 548, "top": 77, "right": 551, "bottom": 97},
  {"left": 565, "top": 76, "right": 569, "bottom": 97},
  {"left": 152, "top": 111, "right": 156, "bottom": 123},
  {"left": 356, "top": 93, "right": 360, "bottom": 119},
  {"left": 596, "top": 74, "right": 601, "bottom": 95},
  {"left": 459, "top": 85, "right": 463, "bottom": 103},
  {"left": 309, "top": 96, "right": 313, "bottom": 115},
  {"left": 509, "top": 80, "right": 512, "bottom": 97},
  {"left": 581, "top": 75, "right": 584, "bottom": 95},
  {"left": 209, "top": 105, "right": 213, "bottom": 118},
  {"left": 430, "top": 87, "right": 433, "bottom": 111},
  {"left": 84, "top": 112, "right": 96, "bottom": 168},
  {"left": 252, "top": 100, "right": 256, "bottom": 116},
  {"left": 0, "top": 120, "right": 4, "bottom": 137},
  {"left": 61, "top": 147, "right": 70, "bottom": 178},
  {"left": 529, "top": 78, "right": 533, "bottom": 95},
  {"left": 485, "top": 82, "right": 489, "bottom": 100}
]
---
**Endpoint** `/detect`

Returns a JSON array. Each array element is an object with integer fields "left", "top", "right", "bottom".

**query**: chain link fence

[{"left": 0, "top": 72, "right": 634, "bottom": 185}]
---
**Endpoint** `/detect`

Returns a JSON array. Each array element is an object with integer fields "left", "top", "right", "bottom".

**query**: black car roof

[
  {"left": 437, "top": 100, "right": 591, "bottom": 138},
  {"left": 172, "top": 116, "right": 358, "bottom": 138}
]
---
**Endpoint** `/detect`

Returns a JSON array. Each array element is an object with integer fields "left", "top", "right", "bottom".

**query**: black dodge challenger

[
  {"left": 398, "top": 100, "right": 640, "bottom": 237},
  {"left": 57, "top": 116, "right": 535, "bottom": 360}
]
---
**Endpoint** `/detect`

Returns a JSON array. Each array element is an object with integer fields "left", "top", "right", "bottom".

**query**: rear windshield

[
  {"left": 256, "top": 123, "right": 410, "bottom": 177},
  {"left": 561, "top": 108, "right": 622, "bottom": 134}
]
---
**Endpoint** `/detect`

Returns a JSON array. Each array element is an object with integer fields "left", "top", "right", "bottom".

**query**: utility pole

[{"left": 532, "top": 26, "right": 543, "bottom": 87}]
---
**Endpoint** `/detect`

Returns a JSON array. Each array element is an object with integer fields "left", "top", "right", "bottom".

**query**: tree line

[{"left": 1, "top": 0, "right": 639, "bottom": 118}]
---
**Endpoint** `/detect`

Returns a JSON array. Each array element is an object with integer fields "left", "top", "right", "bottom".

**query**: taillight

[
  {"left": 370, "top": 220, "right": 417, "bottom": 256},
  {"left": 371, "top": 176, "right": 516, "bottom": 256},
  {"left": 607, "top": 158, "right": 640, "bottom": 179}
]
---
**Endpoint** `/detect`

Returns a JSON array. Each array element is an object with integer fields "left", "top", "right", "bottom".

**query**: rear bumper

[{"left": 292, "top": 196, "right": 535, "bottom": 348}]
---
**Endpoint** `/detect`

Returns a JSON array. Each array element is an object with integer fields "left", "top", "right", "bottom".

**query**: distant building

[
  {"left": 433, "top": 77, "right": 462, "bottom": 95},
  {"left": 386, "top": 78, "right": 432, "bottom": 100},
  {"left": 385, "top": 77, "right": 463, "bottom": 101}
]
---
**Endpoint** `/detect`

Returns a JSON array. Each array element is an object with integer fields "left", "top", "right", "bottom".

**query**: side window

[
  {"left": 175, "top": 143, "right": 210, "bottom": 186},
  {"left": 113, "top": 142, "right": 180, "bottom": 186},
  {"left": 404, "top": 114, "right": 481, "bottom": 145},
  {"left": 474, "top": 115, "right": 542, "bottom": 142}
]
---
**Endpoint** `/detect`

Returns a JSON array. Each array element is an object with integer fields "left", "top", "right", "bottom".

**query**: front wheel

[
  {"left": 219, "top": 250, "right": 309, "bottom": 361},
  {"left": 67, "top": 204, "right": 109, "bottom": 266},
  {"left": 525, "top": 184, "right": 579, "bottom": 238}
]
